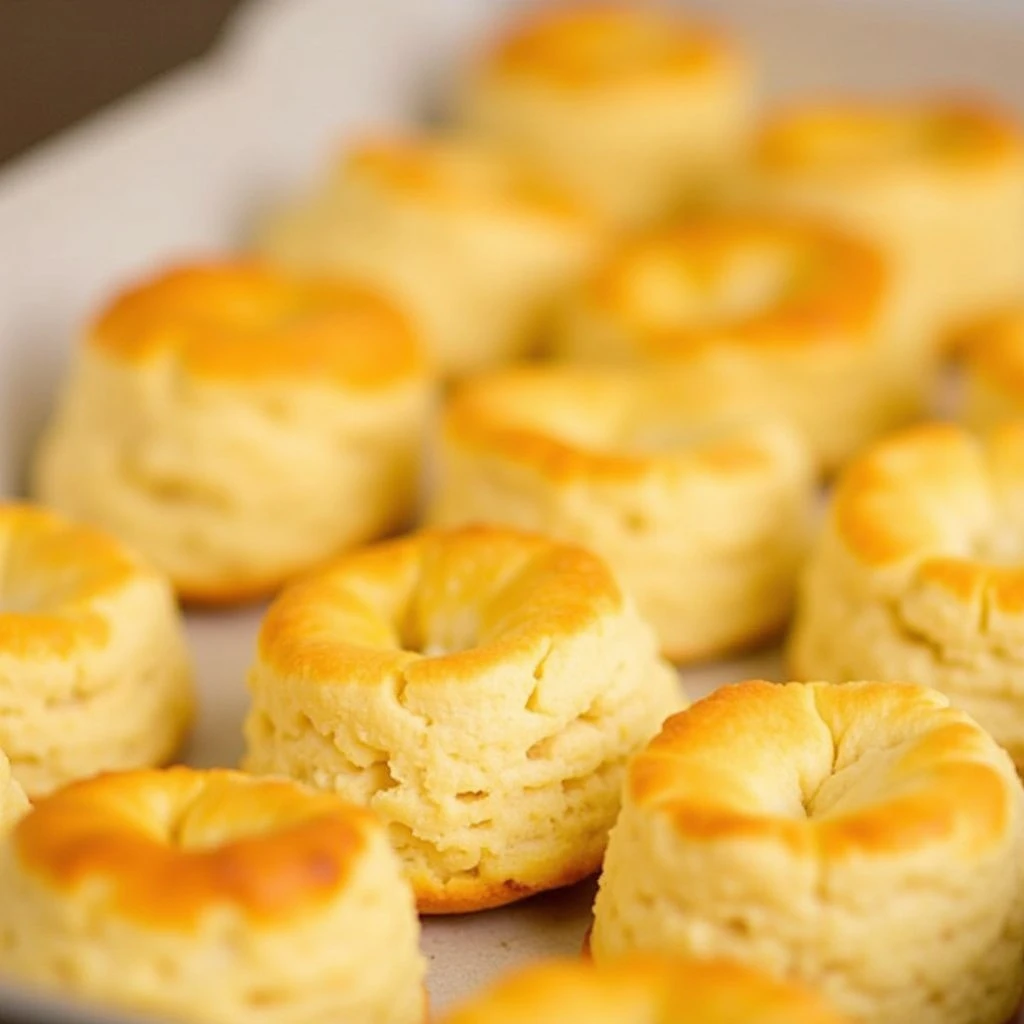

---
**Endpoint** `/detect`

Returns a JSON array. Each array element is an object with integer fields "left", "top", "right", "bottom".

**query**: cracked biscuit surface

[
  {"left": 0, "top": 767, "right": 425, "bottom": 1024},
  {"left": 555, "top": 213, "right": 931, "bottom": 472},
  {"left": 258, "top": 136, "right": 601, "bottom": 376},
  {"left": 32, "top": 261, "right": 433, "bottom": 604},
  {"left": 439, "top": 955, "right": 849, "bottom": 1024},
  {"left": 749, "top": 99, "right": 1024, "bottom": 344},
  {"left": 243, "top": 524, "right": 683, "bottom": 913},
  {"left": 432, "top": 366, "right": 814, "bottom": 662},
  {"left": 456, "top": 4, "right": 753, "bottom": 227},
  {"left": 789, "top": 422, "right": 1024, "bottom": 767},
  {"left": 0, "top": 503, "right": 192, "bottom": 797},
  {"left": 591, "top": 680, "right": 1024, "bottom": 1024}
]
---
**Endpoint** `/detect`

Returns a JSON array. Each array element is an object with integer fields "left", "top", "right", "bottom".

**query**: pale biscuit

[
  {"left": 750, "top": 99, "right": 1024, "bottom": 345},
  {"left": 591, "top": 680, "right": 1024, "bottom": 1024},
  {"left": 789, "top": 421, "right": 1024, "bottom": 768},
  {"left": 555, "top": 213, "right": 932, "bottom": 472},
  {"left": 33, "top": 262, "right": 433, "bottom": 604},
  {"left": 432, "top": 366, "right": 814, "bottom": 662},
  {"left": 0, "top": 768, "right": 425, "bottom": 1024},
  {"left": 0, "top": 503, "right": 192, "bottom": 797},
  {"left": 456, "top": 4, "right": 753, "bottom": 227},
  {"left": 962, "top": 309, "right": 1024, "bottom": 430},
  {"left": 257, "top": 136, "right": 602, "bottom": 376},
  {"left": 243, "top": 524, "right": 683, "bottom": 913},
  {"left": 439, "top": 955, "right": 849, "bottom": 1024}
]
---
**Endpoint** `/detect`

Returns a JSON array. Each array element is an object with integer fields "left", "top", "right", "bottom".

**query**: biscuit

[
  {"left": 257, "top": 136, "right": 601, "bottom": 376},
  {"left": 555, "top": 213, "right": 932, "bottom": 471},
  {"left": 0, "top": 768, "right": 425, "bottom": 1024},
  {"left": 243, "top": 524, "right": 683, "bottom": 913},
  {"left": 432, "top": 366, "right": 814, "bottom": 662},
  {"left": 962, "top": 309, "right": 1024, "bottom": 429},
  {"left": 455, "top": 4, "right": 753, "bottom": 227},
  {"left": 0, "top": 503, "right": 192, "bottom": 796},
  {"left": 750, "top": 99, "right": 1024, "bottom": 344},
  {"left": 33, "top": 262, "right": 433, "bottom": 603},
  {"left": 591, "top": 680, "right": 1024, "bottom": 1024},
  {"left": 439, "top": 955, "right": 848, "bottom": 1024},
  {"left": 788, "top": 421, "right": 1024, "bottom": 769}
]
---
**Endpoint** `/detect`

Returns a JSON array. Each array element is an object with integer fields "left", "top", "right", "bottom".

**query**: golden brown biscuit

[
  {"left": 0, "top": 503, "right": 192, "bottom": 796},
  {"left": 591, "top": 680, "right": 1024, "bottom": 1024},
  {"left": 555, "top": 213, "right": 933, "bottom": 471},
  {"left": 0, "top": 768, "right": 425, "bottom": 1024},
  {"left": 258, "top": 136, "right": 602, "bottom": 376},
  {"left": 432, "top": 366, "right": 814, "bottom": 662},
  {"left": 789, "top": 421, "right": 1024, "bottom": 768},
  {"left": 750, "top": 98, "right": 1024, "bottom": 344},
  {"left": 439, "top": 955, "right": 849, "bottom": 1024},
  {"left": 33, "top": 262, "right": 433, "bottom": 603},
  {"left": 243, "top": 524, "right": 683, "bottom": 913},
  {"left": 456, "top": 4, "right": 754, "bottom": 226}
]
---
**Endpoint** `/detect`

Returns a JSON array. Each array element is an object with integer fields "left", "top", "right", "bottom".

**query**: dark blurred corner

[{"left": 0, "top": 0, "right": 249, "bottom": 166}]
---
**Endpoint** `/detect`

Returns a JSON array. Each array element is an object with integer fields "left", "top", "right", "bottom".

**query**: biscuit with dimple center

[
  {"left": 789, "top": 421, "right": 1024, "bottom": 767},
  {"left": 0, "top": 767, "right": 425, "bottom": 1024},
  {"left": 0, "top": 502, "right": 193, "bottom": 796},
  {"left": 432, "top": 365, "right": 814, "bottom": 662},
  {"left": 258, "top": 136, "right": 602, "bottom": 377},
  {"left": 32, "top": 262, "right": 433, "bottom": 603},
  {"left": 243, "top": 524, "right": 684, "bottom": 913},
  {"left": 456, "top": 4, "right": 754, "bottom": 227},
  {"left": 591, "top": 679, "right": 1024, "bottom": 1024},
  {"left": 439, "top": 955, "right": 849, "bottom": 1024},
  {"left": 555, "top": 213, "right": 932, "bottom": 472},
  {"left": 749, "top": 99, "right": 1024, "bottom": 344}
]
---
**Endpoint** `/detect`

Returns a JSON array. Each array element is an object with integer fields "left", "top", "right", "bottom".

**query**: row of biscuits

[
  {"left": 29, "top": 263, "right": 1024, "bottom": 670},
  {"left": 27, "top": 11, "right": 1024, "bottom": 649},
  {"left": 5, "top": 3, "right": 1024, "bottom": 1023},
  {"left": 0, "top": 510, "right": 1022, "bottom": 1023}
]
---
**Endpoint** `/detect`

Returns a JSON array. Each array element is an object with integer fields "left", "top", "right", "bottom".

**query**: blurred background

[{"left": 0, "top": 0, "right": 244, "bottom": 165}]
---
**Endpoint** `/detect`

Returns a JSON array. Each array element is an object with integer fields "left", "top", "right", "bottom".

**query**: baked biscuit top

[
  {"left": 89, "top": 261, "right": 425, "bottom": 386},
  {"left": 257, "top": 524, "right": 626, "bottom": 688},
  {"left": 475, "top": 5, "right": 744, "bottom": 90},
  {"left": 341, "top": 137, "right": 596, "bottom": 226},
  {"left": 630, "top": 680, "right": 1015, "bottom": 861},
  {"left": 441, "top": 955, "right": 848, "bottom": 1024},
  {"left": 580, "top": 215, "right": 885, "bottom": 353},
  {"left": 443, "top": 366, "right": 809, "bottom": 485},
  {"left": 12, "top": 768, "right": 374, "bottom": 928},
  {"left": 755, "top": 99, "right": 1024, "bottom": 179},
  {"left": 0, "top": 503, "right": 157, "bottom": 658}
]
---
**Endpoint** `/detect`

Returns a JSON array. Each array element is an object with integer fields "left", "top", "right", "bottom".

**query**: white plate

[{"left": 1, "top": 0, "right": 1023, "bottom": 1020}]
